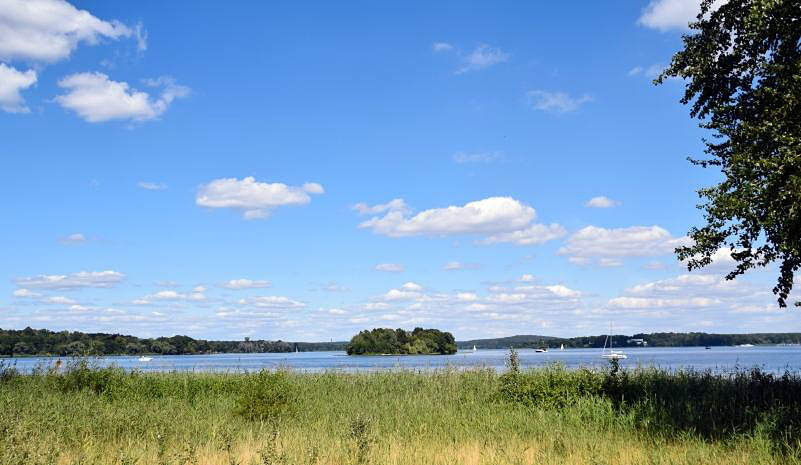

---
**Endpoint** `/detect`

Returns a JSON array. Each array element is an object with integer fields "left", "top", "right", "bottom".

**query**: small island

[{"left": 346, "top": 327, "right": 457, "bottom": 355}]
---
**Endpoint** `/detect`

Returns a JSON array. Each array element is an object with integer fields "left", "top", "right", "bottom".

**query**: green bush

[
  {"left": 235, "top": 370, "right": 297, "bottom": 421},
  {"left": 499, "top": 362, "right": 603, "bottom": 409}
]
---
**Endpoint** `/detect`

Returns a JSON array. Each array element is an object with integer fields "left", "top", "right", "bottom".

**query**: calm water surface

[{"left": 3, "top": 346, "right": 801, "bottom": 374}]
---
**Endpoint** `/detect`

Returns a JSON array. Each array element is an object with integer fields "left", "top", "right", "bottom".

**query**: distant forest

[
  {"left": 0, "top": 327, "right": 346, "bottom": 356},
  {"left": 2, "top": 327, "right": 801, "bottom": 357},
  {"left": 457, "top": 332, "right": 801, "bottom": 350}
]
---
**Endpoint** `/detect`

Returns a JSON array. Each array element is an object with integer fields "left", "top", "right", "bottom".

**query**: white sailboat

[
  {"left": 472, "top": 345, "right": 477, "bottom": 352},
  {"left": 601, "top": 324, "right": 627, "bottom": 360},
  {"left": 560, "top": 343, "right": 564, "bottom": 351}
]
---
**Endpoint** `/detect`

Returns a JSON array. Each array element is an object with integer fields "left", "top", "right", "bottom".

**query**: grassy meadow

[{"left": 1, "top": 355, "right": 801, "bottom": 465}]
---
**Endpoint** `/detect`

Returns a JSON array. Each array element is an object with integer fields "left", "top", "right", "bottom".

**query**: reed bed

[{"left": 0, "top": 357, "right": 800, "bottom": 464}]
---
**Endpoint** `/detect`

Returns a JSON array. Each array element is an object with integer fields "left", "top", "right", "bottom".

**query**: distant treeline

[
  {"left": 346, "top": 328, "right": 457, "bottom": 355},
  {"left": 3, "top": 327, "right": 801, "bottom": 357},
  {"left": 0, "top": 327, "right": 346, "bottom": 356},
  {"left": 457, "top": 332, "right": 801, "bottom": 350}
]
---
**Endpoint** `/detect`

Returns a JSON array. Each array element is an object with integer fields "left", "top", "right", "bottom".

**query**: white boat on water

[
  {"left": 738, "top": 343, "right": 754, "bottom": 348},
  {"left": 137, "top": 356, "right": 153, "bottom": 362},
  {"left": 601, "top": 324, "right": 627, "bottom": 360},
  {"left": 472, "top": 345, "right": 477, "bottom": 352},
  {"left": 560, "top": 344, "right": 564, "bottom": 351}
]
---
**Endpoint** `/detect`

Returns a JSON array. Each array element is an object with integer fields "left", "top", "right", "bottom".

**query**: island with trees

[{"left": 346, "top": 327, "right": 457, "bottom": 355}]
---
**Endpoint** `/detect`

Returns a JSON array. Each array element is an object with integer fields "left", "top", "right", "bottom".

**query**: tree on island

[
  {"left": 658, "top": 0, "right": 801, "bottom": 307},
  {"left": 346, "top": 328, "right": 457, "bottom": 355}
]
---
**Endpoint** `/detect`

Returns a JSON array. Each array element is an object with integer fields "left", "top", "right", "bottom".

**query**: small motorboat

[
  {"left": 137, "top": 356, "right": 153, "bottom": 362},
  {"left": 535, "top": 347, "right": 547, "bottom": 353}
]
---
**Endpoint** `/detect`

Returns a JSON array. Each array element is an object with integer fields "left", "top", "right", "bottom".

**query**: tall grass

[{"left": 0, "top": 357, "right": 799, "bottom": 464}]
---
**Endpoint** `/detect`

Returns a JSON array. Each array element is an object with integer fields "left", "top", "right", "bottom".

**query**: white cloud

[
  {"left": 238, "top": 296, "right": 305, "bottom": 309},
  {"left": 527, "top": 90, "right": 593, "bottom": 113},
  {"left": 222, "top": 279, "right": 271, "bottom": 289},
  {"left": 138, "top": 181, "right": 167, "bottom": 190},
  {"left": 328, "top": 308, "right": 347, "bottom": 315},
  {"left": 353, "top": 199, "right": 408, "bottom": 215},
  {"left": 133, "top": 289, "right": 206, "bottom": 305},
  {"left": 196, "top": 176, "right": 323, "bottom": 219},
  {"left": 58, "top": 232, "right": 86, "bottom": 245},
  {"left": 400, "top": 282, "right": 422, "bottom": 292},
  {"left": 15, "top": 270, "right": 125, "bottom": 289},
  {"left": 12, "top": 288, "right": 39, "bottom": 298},
  {"left": 432, "top": 42, "right": 454, "bottom": 52},
  {"left": 584, "top": 196, "right": 620, "bottom": 208},
  {"left": 480, "top": 223, "right": 567, "bottom": 246},
  {"left": 457, "top": 44, "right": 509, "bottom": 73},
  {"left": 452, "top": 151, "right": 502, "bottom": 164},
  {"left": 374, "top": 263, "right": 405, "bottom": 272},
  {"left": 638, "top": 0, "right": 723, "bottom": 31},
  {"left": 443, "top": 261, "right": 480, "bottom": 271},
  {"left": 559, "top": 225, "right": 688, "bottom": 265},
  {"left": 0, "top": 0, "right": 139, "bottom": 62},
  {"left": 545, "top": 285, "right": 581, "bottom": 298},
  {"left": 360, "top": 197, "right": 539, "bottom": 238},
  {"left": 0, "top": 63, "right": 35, "bottom": 112},
  {"left": 55, "top": 72, "right": 188, "bottom": 123},
  {"left": 519, "top": 274, "right": 535, "bottom": 282},
  {"left": 43, "top": 295, "right": 77, "bottom": 305}
]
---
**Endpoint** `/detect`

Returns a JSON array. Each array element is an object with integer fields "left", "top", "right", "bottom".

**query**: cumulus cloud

[
  {"left": 638, "top": 0, "right": 723, "bottom": 31},
  {"left": 55, "top": 73, "right": 189, "bottom": 123},
  {"left": 12, "top": 288, "right": 39, "bottom": 298},
  {"left": 605, "top": 273, "right": 767, "bottom": 315},
  {"left": 431, "top": 42, "right": 454, "bottom": 52},
  {"left": 196, "top": 176, "right": 323, "bottom": 220},
  {"left": 374, "top": 263, "right": 405, "bottom": 272},
  {"left": 358, "top": 197, "right": 562, "bottom": 246},
  {"left": 559, "top": 225, "right": 688, "bottom": 265},
  {"left": 480, "top": 223, "right": 567, "bottom": 246},
  {"left": 584, "top": 196, "right": 620, "bottom": 208},
  {"left": 15, "top": 270, "right": 125, "bottom": 289},
  {"left": 527, "top": 90, "right": 593, "bottom": 113},
  {"left": 238, "top": 296, "right": 306, "bottom": 309},
  {"left": 0, "top": 0, "right": 140, "bottom": 63},
  {"left": 0, "top": 63, "right": 35, "bottom": 112},
  {"left": 457, "top": 44, "right": 509, "bottom": 73},
  {"left": 133, "top": 289, "right": 206, "bottom": 305},
  {"left": 222, "top": 279, "right": 271, "bottom": 290},
  {"left": 138, "top": 181, "right": 167, "bottom": 190}
]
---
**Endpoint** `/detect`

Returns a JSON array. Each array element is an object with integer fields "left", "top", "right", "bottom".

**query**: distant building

[{"left": 627, "top": 338, "right": 647, "bottom": 346}]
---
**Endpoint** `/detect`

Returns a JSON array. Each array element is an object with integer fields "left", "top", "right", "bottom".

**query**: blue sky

[{"left": 1, "top": 0, "right": 797, "bottom": 341}]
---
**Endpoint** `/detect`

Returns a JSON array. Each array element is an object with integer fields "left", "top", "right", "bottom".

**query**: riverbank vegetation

[
  {"left": 346, "top": 328, "right": 457, "bottom": 355},
  {"left": 1, "top": 354, "right": 800, "bottom": 464}
]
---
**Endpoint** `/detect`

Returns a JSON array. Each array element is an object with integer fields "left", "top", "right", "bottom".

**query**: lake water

[{"left": 3, "top": 346, "right": 801, "bottom": 374}]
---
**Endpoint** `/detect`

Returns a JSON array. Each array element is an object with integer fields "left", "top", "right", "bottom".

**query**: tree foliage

[
  {"left": 0, "top": 327, "right": 296, "bottom": 356},
  {"left": 658, "top": 0, "right": 801, "bottom": 306},
  {"left": 346, "top": 327, "right": 457, "bottom": 355}
]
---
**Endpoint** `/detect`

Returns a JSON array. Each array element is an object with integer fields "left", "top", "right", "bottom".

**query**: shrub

[{"left": 235, "top": 370, "right": 297, "bottom": 421}]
